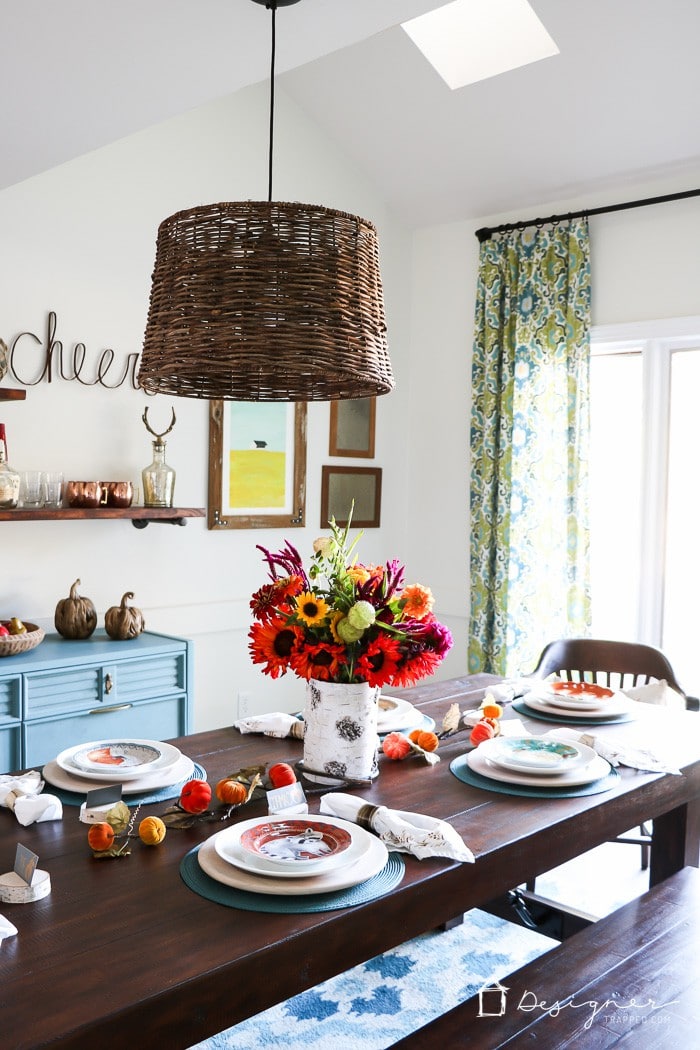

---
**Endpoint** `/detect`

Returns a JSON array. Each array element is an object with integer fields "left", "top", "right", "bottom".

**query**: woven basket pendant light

[{"left": 138, "top": 0, "right": 394, "bottom": 402}]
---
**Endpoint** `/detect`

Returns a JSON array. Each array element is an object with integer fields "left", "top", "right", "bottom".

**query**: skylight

[{"left": 402, "top": 0, "right": 559, "bottom": 90}]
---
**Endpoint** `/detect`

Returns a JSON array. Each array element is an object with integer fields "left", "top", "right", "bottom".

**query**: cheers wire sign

[{"left": 6, "top": 311, "right": 140, "bottom": 390}]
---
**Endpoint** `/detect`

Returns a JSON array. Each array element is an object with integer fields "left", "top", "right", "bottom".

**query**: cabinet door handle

[
  {"left": 104, "top": 673, "right": 113, "bottom": 694},
  {"left": 89, "top": 703, "right": 133, "bottom": 715}
]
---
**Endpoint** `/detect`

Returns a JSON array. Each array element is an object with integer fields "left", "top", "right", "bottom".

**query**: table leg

[{"left": 650, "top": 797, "right": 700, "bottom": 885}]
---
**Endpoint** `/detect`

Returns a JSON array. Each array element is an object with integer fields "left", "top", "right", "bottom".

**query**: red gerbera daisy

[
  {"left": 355, "top": 635, "right": 403, "bottom": 688},
  {"left": 291, "top": 640, "right": 347, "bottom": 682},
  {"left": 248, "top": 619, "right": 302, "bottom": 678},
  {"left": 390, "top": 649, "right": 441, "bottom": 688}
]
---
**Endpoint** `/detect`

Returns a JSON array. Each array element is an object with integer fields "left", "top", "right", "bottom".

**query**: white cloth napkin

[
  {"left": 0, "top": 914, "right": 18, "bottom": 944},
  {"left": 482, "top": 678, "right": 538, "bottom": 704},
  {"left": 234, "top": 712, "right": 304, "bottom": 739},
  {"left": 319, "top": 792, "right": 475, "bottom": 863},
  {"left": 0, "top": 771, "right": 63, "bottom": 825},
  {"left": 543, "top": 728, "right": 681, "bottom": 775}
]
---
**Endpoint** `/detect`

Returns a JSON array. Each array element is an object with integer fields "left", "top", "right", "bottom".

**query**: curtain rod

[{"left": 474, "top": 186, "right": 700, "bottom": 243}]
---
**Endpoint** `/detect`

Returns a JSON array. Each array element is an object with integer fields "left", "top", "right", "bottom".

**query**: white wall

[
  {"left": 408, "top": 168, "right": 700, "bottom": 673},
  {"left": 0, "top": 84, "right": 415, "bottom": 730}
]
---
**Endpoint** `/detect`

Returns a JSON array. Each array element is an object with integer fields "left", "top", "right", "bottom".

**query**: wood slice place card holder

[{"left": 0, "top": 843, "right": 50, "bottom": 904}]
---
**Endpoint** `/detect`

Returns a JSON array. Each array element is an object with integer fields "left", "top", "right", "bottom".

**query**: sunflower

[
  {"left": 248, "top": 619, "right": 301, "bottom": 678},
  {"left": 294, "top": 591, "right": 331, "bottom": 627}
]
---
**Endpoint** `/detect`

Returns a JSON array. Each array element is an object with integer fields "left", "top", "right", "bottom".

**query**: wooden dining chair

[
  {"left": 527, "top": 637, "right": 698, "bottom": 874},
  {"left": 529, "top": 637, "right": 697, "bottom": 707}
]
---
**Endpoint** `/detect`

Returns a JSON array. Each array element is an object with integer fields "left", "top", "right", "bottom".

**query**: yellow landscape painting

[{"left": 229, "top": 448, "right": 285, "bottom": 508}]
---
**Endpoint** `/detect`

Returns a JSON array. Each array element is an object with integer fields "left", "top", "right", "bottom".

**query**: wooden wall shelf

[
  {"left": 0, "top": 389, "right": 27, "bottom": 401},
  {"left": 0, "top": 506, "right": 205, "bottom": 527}
]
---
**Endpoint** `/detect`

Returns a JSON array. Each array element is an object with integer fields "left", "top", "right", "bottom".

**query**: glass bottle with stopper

[
  {"left": 0, "top": 423, "right": 20, "bottom": 509},
  {"left": 141, "top": 407, "right": 176, "bottom": 508}
]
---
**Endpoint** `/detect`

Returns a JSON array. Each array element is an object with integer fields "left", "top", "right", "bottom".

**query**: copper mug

[
  {"left": 65, "top": 481, "right": 104, "bottom": 508},
  {"left": 100, "top": 481, "right": 133, "bottom": 508}
]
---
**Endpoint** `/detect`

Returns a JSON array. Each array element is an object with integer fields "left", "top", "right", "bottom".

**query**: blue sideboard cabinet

[{"left": 0, "top": 629, "right": 193, "bottom": 771}]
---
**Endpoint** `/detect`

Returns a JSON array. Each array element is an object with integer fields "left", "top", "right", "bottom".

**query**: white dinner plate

[
  {"left": 467, "top": 745, "right": 611, "bottom": 788},
  {"left": 200, "top": 817, "right": 388, "bottom": 896},
  {"left": 43, "top": 752, "right": 194, "bottom": 794},
  {"left": 56, "top": 738, "right": 182, "bottom": 781},
  {"left": 524, "top": 693, "right": 632, "bottom": 721},
  {"left": 482, "top": 737, "right": 598, "bottom": 775},
  {"left": 215, "top": 818, "right": 371, "bottom": 879}
]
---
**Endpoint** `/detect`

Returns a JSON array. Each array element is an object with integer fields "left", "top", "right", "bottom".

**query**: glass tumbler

[{"left": 42, "top": 471, "right": 64, "bottom": 507}]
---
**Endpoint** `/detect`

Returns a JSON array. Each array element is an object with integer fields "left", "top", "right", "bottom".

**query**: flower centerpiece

[{"left": 248, "top": 512, "right": 453, "bottom": 782}]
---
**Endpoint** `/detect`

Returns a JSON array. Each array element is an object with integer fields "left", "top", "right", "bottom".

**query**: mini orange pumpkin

[
  {"left": 138, "top": 816, "right": 167, "bottom": 845},
  {"left": 481, "top": 701, "right": 503, "bottom": 720},
  {"left": 470, "top": 720, "right": 496, "bottom": 747},
  {"left": 382, "top": 732, "right": 412, "bottom": 760},
  {"left": 215, "top": 778, "right": 248, "bottom": 806},
  {"left": 88, "top": 822, "right": 115, "bottom": 852},
  {"left": 408, "top": 729, "right": 439, "bottom": 753}
]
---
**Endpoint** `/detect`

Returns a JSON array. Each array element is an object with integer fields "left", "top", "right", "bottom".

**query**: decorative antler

[{"left": 142, "top": 406, "right": 176, "bottom": 441}]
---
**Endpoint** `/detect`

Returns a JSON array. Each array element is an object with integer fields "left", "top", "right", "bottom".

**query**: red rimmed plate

[
  {"left": 239, "top": 819, "right": 352, "bottom": 869},
  {"left": 540, "top": 681, "right": 615, "bottom": 710}
]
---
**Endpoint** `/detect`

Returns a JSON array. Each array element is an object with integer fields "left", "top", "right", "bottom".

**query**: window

[{"left": 590, "top": 318, "right": 700, "bottom": 690}]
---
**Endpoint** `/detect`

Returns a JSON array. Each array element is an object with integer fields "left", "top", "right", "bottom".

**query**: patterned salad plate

[
  {"left": 237, "top": 817, "right": 352, "bottom": 872},
  {"left": 539, "top": 681, "right": 616, "bottom": 711},
  {"left": 56, "top": 738, "right": 182, "bottom": 780},
  {"left": 467, "top": 744, "right": 611, "bottom": 788},
  {"left": 215, "top": 817, "right": 371, "bottom": 879},
  {"left": 483, "top": 737, "right": 597, "bottom": 775},
  {"left": 72, "top": 741, "right": 162, "bottom": 773}
]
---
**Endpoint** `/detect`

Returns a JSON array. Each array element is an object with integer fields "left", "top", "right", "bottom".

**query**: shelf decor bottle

[
  {"left": 141, "top": 407, "right": 176, "bottom": 508},
  {"left": 0, "top": 423, "right": 20, "bottom": 508}
]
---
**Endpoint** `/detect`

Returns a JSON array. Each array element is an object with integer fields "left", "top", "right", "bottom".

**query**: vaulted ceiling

[{"left": 6, "top": 0, "right": 700, "bottom": 228}]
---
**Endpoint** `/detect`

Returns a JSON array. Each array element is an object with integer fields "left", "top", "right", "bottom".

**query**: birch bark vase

[{"left": 302, "top": 679, "right": 380, "bottom": 782}]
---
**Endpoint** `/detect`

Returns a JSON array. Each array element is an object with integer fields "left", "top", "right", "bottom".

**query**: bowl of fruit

[{"left": 0, "top": 618, "right": 45, "bottom": 657}]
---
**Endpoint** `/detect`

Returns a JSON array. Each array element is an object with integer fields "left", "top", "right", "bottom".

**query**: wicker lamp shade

[{"left": 138, "top": 199, "right": 394, "bottom": 402}]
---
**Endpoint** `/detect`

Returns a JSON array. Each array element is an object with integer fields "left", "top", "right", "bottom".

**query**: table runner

[
  {"left": 450, "top": 754, "right": 620, "bottom": 798},
  {"left": 180, "top": 844, "right": 405, "bottom": 914}
]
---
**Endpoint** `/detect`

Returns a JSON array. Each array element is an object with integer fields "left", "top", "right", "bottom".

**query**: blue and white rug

[{"left": 187, "top": 909, "right": 557, "bottom": 1050}]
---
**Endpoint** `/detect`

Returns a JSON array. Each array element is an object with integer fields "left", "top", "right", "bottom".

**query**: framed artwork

[
  {"left": 208, "top": 400, "right": 307, "bottom": 529},
  {"left": 320, "top": 465, "right": 382, "bottom": 528},
  {"left": 329, "top": 397, "right": 376, "bottom": 458}
]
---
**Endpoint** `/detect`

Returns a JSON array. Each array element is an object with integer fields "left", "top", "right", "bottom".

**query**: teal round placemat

[
  {"left": 45, "top": 763, "right": 207, "bottom": 807},
  {"left": 450, "top": 754, "right": 619, "bottom": 798},
  {"left": 180, "top": 844, "right": 405, "bottom": 913},
  {"left": 513, "top": 699, "right": 635, "bottom": 726}
]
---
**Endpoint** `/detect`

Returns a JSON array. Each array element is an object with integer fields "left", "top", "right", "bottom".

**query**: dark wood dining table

[{"left": 1, "top": 673, "right": 699, "bottom": 1050}]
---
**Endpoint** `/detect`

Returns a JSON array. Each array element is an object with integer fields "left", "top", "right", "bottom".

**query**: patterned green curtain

[{"left": 469, "top": 219, "right": 591, "bottom": 677}]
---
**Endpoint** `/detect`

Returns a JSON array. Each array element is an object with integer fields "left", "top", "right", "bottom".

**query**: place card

[
  {"left": 267, "top": 781, "right": 308, "bottom": 816},
  {"left": 80, "top": 784, "right": 123, "bottom": 824},
  {"left": 14, "top": 843, "right": 38, "bottom": 886}
]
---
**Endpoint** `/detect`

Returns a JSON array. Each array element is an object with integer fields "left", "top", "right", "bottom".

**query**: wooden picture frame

[
  {"left": 208, "top": 400, "right": 307, "bottom": 529},
  {"left": 320, "top": 466, "right": 382, "bottom": 528},
  {"left": 329, "top": 397, "right": 376, "bottom": 458}
]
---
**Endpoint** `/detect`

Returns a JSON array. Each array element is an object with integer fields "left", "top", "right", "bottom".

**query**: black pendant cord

[
  {"left": 475, "top": 186, "right": 700, "bottom": 242},
  {"left": 267, "top": 2, "right": 277, "bottom": 203}
]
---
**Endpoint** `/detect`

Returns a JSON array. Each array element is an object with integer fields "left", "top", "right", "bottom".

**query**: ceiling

[{"left": 5, "top": 0, "right": 700, "bottom": 229}]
